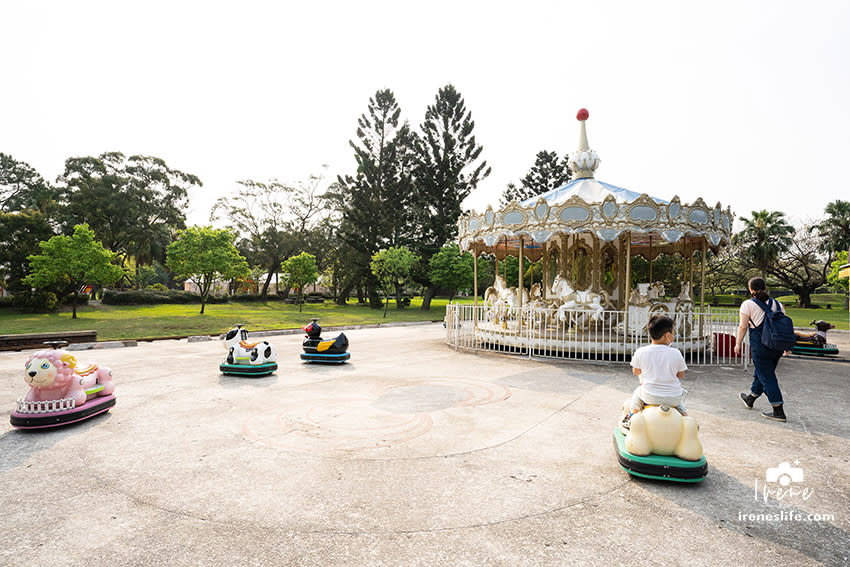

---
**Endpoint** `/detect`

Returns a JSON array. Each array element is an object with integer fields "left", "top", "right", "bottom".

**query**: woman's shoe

[
  {"left": 761, "top": 404, "right": 786, "bottom": 422},
  {"left": 740, "top": 393, "right": 757, "bottom": 409}
]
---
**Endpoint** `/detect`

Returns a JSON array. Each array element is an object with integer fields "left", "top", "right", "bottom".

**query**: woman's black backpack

[{"left": 753, "top": 297, "right": 797, "bottom": 352}]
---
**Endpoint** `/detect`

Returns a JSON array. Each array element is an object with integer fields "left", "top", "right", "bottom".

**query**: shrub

[
  {"left": 13, "top": 291, "right": 59, "bottom": 312},
  {"left": 145, "top": 283, "right": 169, "bottom": 291},
  {"left": 62, "top": 293, "right": 90, "bottom": 306},
  {"left": 102, "top": 289, "right": 202, "bottom": 305}
]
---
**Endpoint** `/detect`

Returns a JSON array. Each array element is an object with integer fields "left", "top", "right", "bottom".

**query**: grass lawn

[
  {"left": 1, "top": 294, "right": 846, "bottom": 341},
  {"left": 0, "top": 297, "right": 458, "bottom": 341}
]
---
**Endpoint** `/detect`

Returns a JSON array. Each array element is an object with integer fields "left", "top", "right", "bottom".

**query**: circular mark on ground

[{"left": 371, "top": 384, "right": 469, "bottom": 414}]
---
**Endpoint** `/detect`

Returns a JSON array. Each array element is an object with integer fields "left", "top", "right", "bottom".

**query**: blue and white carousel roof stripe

[
  {"left": 457, "top": 108, "right": 734, "bottom": 259},
  {"left": 520, "top": 177, "right": 668, "bottom": 208}
]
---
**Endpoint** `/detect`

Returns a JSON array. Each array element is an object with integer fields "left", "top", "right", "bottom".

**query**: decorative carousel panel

[
  {"left": 560, "top": 206, "right": 591, "bottom": 223},
  {"left": 532, "top": 230, "right": 551, "bottom": 243},
  {"left": 688, "top": 208, "right": 710, "bottom": 226},
  {"left": 668, "top": 196, "right": 682, "bottom": 221},
  {"left": 485, "top": 209, "right": 495, "bottom": 226},
  {"left": 596, "top": 228, "right": 623, "bottom": 242},
  {"left": 469, "top": 218, "right": 480, "bottom": 232},
  {"left": 534, "top": 199, "right": 550, "bottom": 222},
  {"left": 713, "top": 204, "right": 722, "bottom": 226},
  {"left": 662, "top": 229, "right": 683, "bottom": 243},
  {"left": 502, "top": 210, "right": 526, "bottom": 226},
  {"left": 601, "top": 195, "right": 618, "bottom": 221}
]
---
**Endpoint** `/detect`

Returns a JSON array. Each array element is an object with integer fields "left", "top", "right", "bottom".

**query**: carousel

[{"left": 448, "top": 109, "right": 738, "bottom": 363}]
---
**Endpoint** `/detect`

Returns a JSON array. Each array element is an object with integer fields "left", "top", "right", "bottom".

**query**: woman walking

[{"left": 733, "top": 277, "right": 788, "bottom": 422}]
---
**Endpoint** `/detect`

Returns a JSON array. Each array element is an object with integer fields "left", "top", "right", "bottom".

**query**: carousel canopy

[{"left": 458, "top": 109, "right": 734, "bottom": 262}]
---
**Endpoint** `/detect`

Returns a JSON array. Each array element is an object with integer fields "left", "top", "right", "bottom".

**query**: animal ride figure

[
  {"left": 301, "top": 319, "right": 350, "bottom": 364},
  {"left": 792, "top": 320, "right": 839, "bottom": 357},
  {"left": 614, "top": 402, "right": 707, "bottom": 483},
  {"left": 11, "top": 341, "right": 116, "bottom": 429},
  {"left": 220, "top": 324, "right": 278, "bottom": 376}
]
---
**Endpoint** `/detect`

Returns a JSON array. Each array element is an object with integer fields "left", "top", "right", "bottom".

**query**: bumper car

[
  {"left": 220, "top": 325, "right": 278, "bottom": 376},
  {"left": 10, "top": 341, "right": 116, "bottom": 429},
  {"left": 614, "top": 402, "right": 707, "bottom": 483},
  {"left": 301, "top": 319, "right": 350, "bottom": 364},
  {"left": 791, "top": 320, "right": 839, "bottom": 357}
]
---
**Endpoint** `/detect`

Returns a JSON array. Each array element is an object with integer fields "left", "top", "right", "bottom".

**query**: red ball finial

[{"left": 576, "top": 108, "right": 589, "bottom": 121}]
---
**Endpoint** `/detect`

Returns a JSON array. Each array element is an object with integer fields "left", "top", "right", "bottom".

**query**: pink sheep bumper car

[{"left": 10, "top": 341, "right": 116, "bottom": 429}]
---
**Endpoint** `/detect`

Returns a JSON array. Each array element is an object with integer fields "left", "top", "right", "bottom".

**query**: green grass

[
  {"left": 1, "top": 293, "right": 846, "bottom": 341},
  {"left": 0, "top": 298, "right": 456, "bottom": 341}
]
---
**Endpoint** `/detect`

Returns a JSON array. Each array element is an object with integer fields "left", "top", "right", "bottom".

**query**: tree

[
  {"left": 334, "top": 89, "right": 417, "bottom": 309},
  {"left": 211, "top": 179, "right": 298, "bottom": 296},
  {"left": 0, "top": 153, "right": 57, "bottom": 215},
  {"left": 24, "top": 223, "right": 124, "bottom": 318},
  {"left": 427, "top": 244, "right": 474, "bottom": 302},
  {"left": 732, "top": 210, "right": 795, "bottom": 274},
  {"left": 501, "top": 150, "right": 571, "bottom": 205},
  {"left": 0, "top": 209, "right": 55, "bottom": 295},
  {"left": 765, "top": 224, "right": 828, "bottom": 307},
  {"left": 57, "top": 152, "right": 201, "bottom": 279},
  {"left": 826, "top": 250, "right": 848, "bottom": 297},
  {"left": 818, "top": 200, "right": 850, "bottom": 257},
  {"left": 281, "top": 252, "right": 319, "bottom": 312},
  {"left": 415, "top": 84, "right": 491, "bottom": 310},
  {"left": 165, "top": 226, "right": 249, "bottom": 314},
  {"left": 370, "top": 246, "right": 420, "bottom": 317}
]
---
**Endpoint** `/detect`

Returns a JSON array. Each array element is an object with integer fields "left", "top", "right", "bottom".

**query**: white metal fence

[{"left": 444, "top": 304, "right": 749, "bottom": 367}]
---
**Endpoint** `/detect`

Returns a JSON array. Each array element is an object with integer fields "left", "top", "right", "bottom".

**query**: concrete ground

[{"left": 1, "top": 323, "right": 848, "bottom": 567}]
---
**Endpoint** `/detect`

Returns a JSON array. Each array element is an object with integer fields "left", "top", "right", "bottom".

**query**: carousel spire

[{"left": 568, "top": 108, "right": 600, "bottom": 179}]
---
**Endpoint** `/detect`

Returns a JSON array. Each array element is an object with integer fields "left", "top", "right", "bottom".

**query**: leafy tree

[
  {"left": 732, "top": 210, "right": 795, "bottom": 274},
  {"left": 0, "top": 209, "right": 55, "bottom": 295},
  {"left": 370, "top": 246, "right": 420, "bottom": 317},
  {"left": 501, "top": 150, "right": 571, "bottom": 205},
  {"left": 415, "top": 84, "right": 490, "bottom": 310},
  {"left": 334, "top": 89, "right": 417, "bottom": 309},
  {"left": 24, "top": 223, "right": 124, "bottom": 318},
  {"left": 765, "top": 224, "right": 828, "bottom": 307},
  {"left": 826, "top": 250, "right": 848, "bottom": 296},
  {"left": 211, "top": 179, "right": 300, "bottom": 296},
  {"left": 0, "top": 153, "right": 57, "bottom": 215},
  {"left": 281, "top": 252, "right": 319, "bottom": 312},
  {"left": 818, "top": 200, "right": 850, "bottom": 257},
  {"left": 57, "top": 152, "right": 200, "bottom": 279},
  {"left": 428, "top": 244, "right": 474, "bottom": 301},
  {"left": 165, "top": 226, "right": 249, "bottom": 313}
]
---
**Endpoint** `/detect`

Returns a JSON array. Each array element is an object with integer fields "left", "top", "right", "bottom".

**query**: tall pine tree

[
  {"left": 416, "top": 84, "right": 490, "bottom": 309},
  {"left": 334, "top": 89, "right": 417, "bottom": 308},
  {"left": 501, "top": 150, "right": 571, "bottom": 205}
]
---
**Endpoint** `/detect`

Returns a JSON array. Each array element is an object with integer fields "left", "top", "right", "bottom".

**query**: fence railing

[{"left": 444, "top": 304, "right": 748, "bottom": 367}]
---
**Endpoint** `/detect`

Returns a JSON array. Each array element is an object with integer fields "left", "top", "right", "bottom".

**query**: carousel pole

[
  {"left": 700, "top": 240, "right": 707, "bottom": 310},
  {"left": 518, "top": 236, "right": 524, "bottom": 312},
  {"left": 625, "top": 233, "right": 632, "bottom": 342},
  {"left": 649, "top": 235, "right": 653, "bottom": 283},
  {"left": 473, "top": 250, "right": 479, "bottom": 329}
]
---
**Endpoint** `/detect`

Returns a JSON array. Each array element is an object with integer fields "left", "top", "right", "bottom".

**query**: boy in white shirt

[{"left": 628, "top": 314, "right": 688, "bottom": 417}]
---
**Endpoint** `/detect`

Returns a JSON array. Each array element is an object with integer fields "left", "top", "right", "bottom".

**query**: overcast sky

[{"left": 3, "top": 1, "right": 848, "bottom": 231}]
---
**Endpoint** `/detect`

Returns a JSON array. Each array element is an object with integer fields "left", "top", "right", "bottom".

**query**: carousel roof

[
  {"left": 457, "top": 108, "right": 734, "bottom": 262},
  {"left": 520, "top": 177, "right": 667, "bottom": 209}
]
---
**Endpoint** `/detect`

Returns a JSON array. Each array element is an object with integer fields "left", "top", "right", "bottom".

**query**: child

[{"left": 629, "top": 314, "right": 688, "bottom": 417}]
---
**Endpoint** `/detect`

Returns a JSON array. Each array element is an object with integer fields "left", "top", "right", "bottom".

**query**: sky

[{"left": 2, "top": 1, "right": 849, "bottom": 231}]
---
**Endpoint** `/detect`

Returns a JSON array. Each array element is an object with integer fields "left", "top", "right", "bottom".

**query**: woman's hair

[{"left": 748, "top": 277, "right": 770, "bottom": 302}]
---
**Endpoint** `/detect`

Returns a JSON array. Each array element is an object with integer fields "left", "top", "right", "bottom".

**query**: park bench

[{"left": 0, "top": 330, "right": 97, "bottom": 352}]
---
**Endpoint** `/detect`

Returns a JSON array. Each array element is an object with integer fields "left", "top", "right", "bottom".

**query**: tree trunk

[
  {"left": 395, "top": 284, "right": 403, "bottom": 310},
  {"left": 71, "top": 292, "right": 78, "bottom": 319},
  {"left": 261, "top": 270, "right": 275, "bottom": 297},
  {"left": 420, "top": 286, "right": 437, "bottom": 310},
  {"left": 336, "top": 280, "right": 355, "bottom": 306}
]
